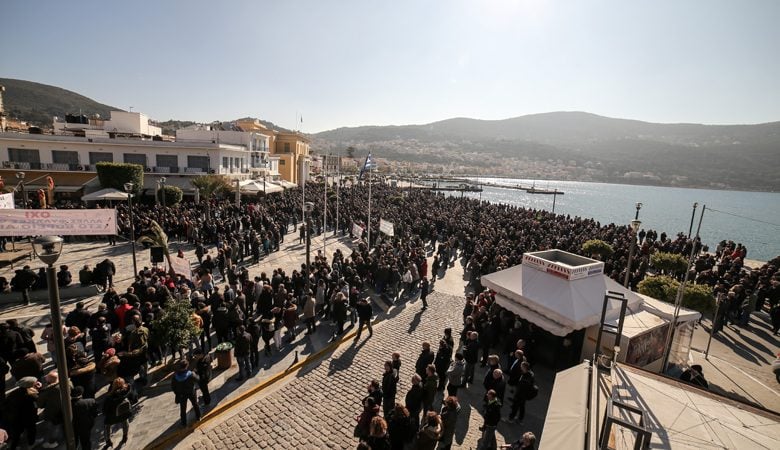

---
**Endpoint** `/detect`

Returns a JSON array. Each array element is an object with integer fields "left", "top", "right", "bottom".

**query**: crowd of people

[{"left": 1, "top": 179, "right": 778, "bottom": 449}]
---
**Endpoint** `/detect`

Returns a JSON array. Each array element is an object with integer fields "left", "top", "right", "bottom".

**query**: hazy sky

[{"left": 2, "top": 0, "right": 779, "bottom": 132}]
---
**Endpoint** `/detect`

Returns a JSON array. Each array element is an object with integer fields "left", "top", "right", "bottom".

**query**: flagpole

[
  {"left": 323, "top": 161, "right": 327, "bottom": 257},
  {"left": 336, "top": 150, "right": 340, "bottom": 238},
  {"left": 367, "top": 165, "right": 372, "bottom": 248}
]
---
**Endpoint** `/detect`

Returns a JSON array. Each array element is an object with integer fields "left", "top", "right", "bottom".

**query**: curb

[{"left": 146, "top": 319, "right": 371, "bottom": 449}]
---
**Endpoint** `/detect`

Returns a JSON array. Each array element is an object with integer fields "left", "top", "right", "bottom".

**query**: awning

[
  {"left": 482, "top": 264, "right": 644, "bottom": 337},
  {"left": 81, "top": 188, "right": 129, "bottom": 201},
  {"left": 239, "top": 180, "right": 283, "bottom": 194},
  {"left": 273, "top": 180, "right": 298, "bottom": 189},
  {"left": 539, "top": 362, "right": 590, "bottom": 450}
]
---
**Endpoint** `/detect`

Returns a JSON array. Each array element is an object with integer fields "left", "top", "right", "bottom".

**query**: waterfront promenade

[{"left": 1, "top": 233, "right": 778, "bottom": 449}]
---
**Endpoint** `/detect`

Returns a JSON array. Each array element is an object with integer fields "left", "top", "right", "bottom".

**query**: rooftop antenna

[{"left": 129, "top": 106, "right": 134, "bottom": 112}]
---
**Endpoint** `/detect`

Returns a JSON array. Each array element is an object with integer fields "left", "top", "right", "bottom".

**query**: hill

[
  {"left": 0, "top": 78, "right": 120, "bottom": 126},
  {"left": 314, "top": 112, "right": 780, "bottom": 192}
]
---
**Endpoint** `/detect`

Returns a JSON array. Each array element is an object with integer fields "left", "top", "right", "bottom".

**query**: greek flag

[{"left": 359, "top": 153, "right": 377, "bottom": 180}]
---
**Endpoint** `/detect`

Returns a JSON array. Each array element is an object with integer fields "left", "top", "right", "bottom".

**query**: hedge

[
  {"left": 157, "top": 185, "right": 183, "bottom": 205},
  {"left": 582, "top": 239, "right": 614, "bottom": 257},
  {"left": 650, "top": 252, "right": 689, "bottom": 275},
  {"left": 96, "top": 162, "right": 144, "bottom": 193},
  {"left": 638, "top": 275, "right": 715, "bottom": 314}
]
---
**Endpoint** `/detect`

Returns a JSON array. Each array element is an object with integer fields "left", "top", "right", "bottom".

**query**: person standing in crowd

[
  {"left": 422, "top": 365, "right": 438, "bottom": 416},
  {"left": 419, "top": 276, "right": 430, "bottom": 310},
  {"left": 508, "top": 362, "right": 535, "bottom": 423},
  {"left": 12, "top": 265, "right": 38, "bottom": 305},
  {"left": 463, "top": 331, "right": 480, "bottom": 386},
  {"left": 37, "top": 371, "right": 71, "bottom": 449},
  {"left": 446, "top": 352, "right": 466, "bottom": 397},
  {"left": 479, "top": 389, "right": 502, "bottom": 450},
  {"left": 415, "top": 342, "right": 435, "bottom": 381},
  {"left": 405, "top": 374, "right": 424, "bottom": 432},
  {"left": 354, "top": 296, "right": 374, "bottom": 341},
  {"left": 171, "top": 359, "right": 201, "bottom": 427},
  {"left": 387, "top": 403, "right": 412, "bottom": 450},
  {"left": 234, "top": 324, "right": 252, "bottom": 381},
  {"left": 414, "top": 411, "right": 442, "bottom": 450},
  {"left": 679, "top": 364, "right": 709, "bottom": 389},
  {"left": 501, "top": 431, "right": 537, "bottom": 450},
  {"left": 438, "top": 396, "right": 461, "bottom": 450},
  {"left": 192, "top": 349, "right": 213, "bottom": 406},
  {"left": 6, "top": 376, "right": 40, "bottom": 449},
  {"left": 365, "top": 416, "right": 390, "bottom": 450},
  {"left": 381, "top": 360, "right": 399, "bottom": 419},
  {"left": 102, "top": 377, "right": 132, "bottom": 448},
  {"left": 120, "top": 316, "right": 149, "bottom": 383},
  {"left": 71, "top": 386, "right": 98, "bottom": 450},
  {"left": 434, "top": 339, "right": 453, "bottom": 390}
]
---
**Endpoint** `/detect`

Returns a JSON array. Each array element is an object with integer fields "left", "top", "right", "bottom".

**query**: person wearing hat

[
  {"left": 170, "top": 359, "right": 201, "bottom": 427},
  {"left": 70, "top": 385, "right": 98, "bottom": 449},
  {"left": 6, "top": 376, "right": 41, "bottom": 448},
  {"left": 37, "top": 370, "right": 73, "bottom": 448}
]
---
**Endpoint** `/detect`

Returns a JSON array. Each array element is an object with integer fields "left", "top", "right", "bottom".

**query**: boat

[{"left": 526, "top": 182, "right": 564, "bottom": 195}]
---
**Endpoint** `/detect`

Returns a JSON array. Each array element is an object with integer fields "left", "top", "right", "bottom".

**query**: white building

[{"left": 53, "top": 110, "right": 162, "bottom": 138}]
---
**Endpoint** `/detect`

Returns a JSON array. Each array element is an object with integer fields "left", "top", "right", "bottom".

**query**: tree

[
  {"left": 638, "top": 275, "right": 715, "bottom": 314},
  {"left": 191, "top": 175, "right": 232, "bottom": 202},
  {"left": 157, "top": 185, "right": 183, "bottom": 205},
  {"left": 136, "top": 220, "right": 175, "bottom": 276},
  {"left": 582, "top": 239, "right": 614, "bottom": 259},
  {"left": 151, "top": 299, "right": 199, "bottom": 362},
  {"left": 346, "top": 146, "right": 356, "bottom": 159},
  {"left": 96, "top": 162, "right": 144, "bottom": 193},
  {"left": 651, "top": 252, "right": 688, "bottom": 276}
]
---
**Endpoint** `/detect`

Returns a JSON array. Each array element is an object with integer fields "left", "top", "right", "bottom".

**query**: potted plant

[{"left": 215, "top": 342, "right": 235, "bottom": 370}]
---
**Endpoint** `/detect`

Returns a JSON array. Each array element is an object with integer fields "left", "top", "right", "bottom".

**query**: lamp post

[
  {"left": 688, "top": 202, "right": 698, "bottom": 238},
  {"left": 304, "top": 202, "right": 314, "bottom": 294},
  {"left": 15, "top": 171, "right": 27, "bottom": 208},
  {"left": 124, "top": 183, "right": 138, "bottom": 277},
  {"left": 623, "top": 217, "right": 642, "bottom": 288},
  {"left": 32, "top": 236, "right": 75, "bottom": 450},
  {"left": 158, "top": 177, "right": 167, "bottom": 208}
]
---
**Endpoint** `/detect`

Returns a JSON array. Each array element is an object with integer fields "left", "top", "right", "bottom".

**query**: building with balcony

[{"left": 53, "top": 110, "right": 163, "bottom": 138}]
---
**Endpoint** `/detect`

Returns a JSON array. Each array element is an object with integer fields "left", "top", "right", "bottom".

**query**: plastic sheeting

[{"left": 539, "top": 362, "right": 590, "bottom": 450}]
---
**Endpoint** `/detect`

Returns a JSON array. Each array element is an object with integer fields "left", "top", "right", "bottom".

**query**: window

[
  {"left": 222, "top": 157, "right": 228, "bottom": 169},
  {"left": 188, "top": 156, "right": 209, "bottom": 170},
  {"left": 284, "top": 142, "right": 290, "bottom": 153},
  {"left": 8, "top": 148, "right": 40, "bottom": 163},
  {"left": 156, "top": 155, "right": 178, "bottom": 168},
  {"left": 52, "top": 150, "right": 79, "bottom": 165},
  {"left": 123, "top": 153, "right": 147, "bottom": 167},
  {"left": 89, "top": 152, "right": 113, "bottom": 164},
  {"left": 279, "top": 159, "right": 285, "bottom": 165}
]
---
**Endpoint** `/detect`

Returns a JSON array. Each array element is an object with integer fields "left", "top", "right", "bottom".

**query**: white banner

[
  {"left": 0, "top": 193, "right": 14, "bottom": 209},
  {"left": 169, "top": 256, "right": 193, "bottom": 280},
  {"left": 352, "top": 222, "right": 364, "bottom": 239},
  {"left": 379, "top": 218, "right": 394, "bottom": 236},
  {"left": 0, "top": 209, "right": 118, "bottom": 236}
]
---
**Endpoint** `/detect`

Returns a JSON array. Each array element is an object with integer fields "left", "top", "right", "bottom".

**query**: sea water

[{"left": 457, "top": 178, "right": 780, "bottom": 262}]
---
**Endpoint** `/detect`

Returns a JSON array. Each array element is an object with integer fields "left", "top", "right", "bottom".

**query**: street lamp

[
  {"left": 688, "top": 202, "right": 698, "bottom": 238},
  {"left": 624, "top": 218, "right": 642, "bottom": 288},
  {"left": 15, "top": 171, "right": 27, "bottom": 208},
  {"left": 304, "top": 201, "right": 314, "bottom": 293},
  {"left": 124, "top": 183, "right": 138, "bottom": 277},
  {"left": 158, "top": 177, "right": 167, "bottom": 208},
  {"left": 32, "top": 236, "right": 75, "bottom": 450}
]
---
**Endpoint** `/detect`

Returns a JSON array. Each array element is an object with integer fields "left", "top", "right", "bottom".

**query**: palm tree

[
  {"left": 137, "top": 220, "right": 175, "bottom": 276},
  {"left": 192, "top": 174, "right": 233, "bottom": 216}
]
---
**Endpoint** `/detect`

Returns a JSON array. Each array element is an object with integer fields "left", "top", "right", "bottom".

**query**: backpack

[
  {"left": 115, "top": 398, "right": 132, "bottom": 420},
  {"left": 526, "top": 384, "right": 539, "bottom": 400}
]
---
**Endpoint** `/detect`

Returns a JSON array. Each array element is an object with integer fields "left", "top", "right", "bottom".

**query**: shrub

[
  {"left": 96, "top": 162, "right": 143, "bottom": 192},
  {"left": 151, "top": 299, "right": 200, "bottom": 358},
  {"left": 650, "top": 252, "right": 688, "bottom": 275},
  {"left": 157, "top": 185, "right": 183, "bottom": 205},
  {"left": 582, "top": 239, "right": 614, "bottom": 258},
  {"left": 638, "top": 275, "right": 715, "bottom": 314}
]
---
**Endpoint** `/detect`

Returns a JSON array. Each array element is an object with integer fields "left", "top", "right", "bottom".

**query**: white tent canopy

[
  {"left": 539, "top": 362, "right": 590, "bottom": 450},
  {"left": 81, "top": 188, "right": 129, "bottom": 201},
  {"left": 239, "top": 180, "right": 283, "bottom": 194},
  {"left": 482, "top": 254, "right": 644, "bottom": 337}
]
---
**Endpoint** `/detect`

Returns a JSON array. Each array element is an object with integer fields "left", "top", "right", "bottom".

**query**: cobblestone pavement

[{"left": 178, "top": 288, "right": 552, "bottom": 450}]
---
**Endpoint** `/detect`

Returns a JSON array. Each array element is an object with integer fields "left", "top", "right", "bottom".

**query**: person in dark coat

[
  {"left": 193, "top": 350, "right": 213, "bottom": 406},
  {"left": 71, "top": 386, "right": 98, "bottom": 450},
  {"left": 102, "top": 377, "right": 132, "bottom": 447},
  {"left": 387, "top": 403, "right": 412, "bottom": 450},
  {"left": 381, "top": 360, "right": 399, "bottom": 418},
  {"left": 354, "top": 297, "right": 374, "bottom": 341},
  {"left": 480, "top": 389, "right": 502, "bottom": 449},
  {"left": 404, "top": 374, "right": 424, "bottom": 432},
  {"left": 6, "top": 376, "right": 40, "bottom": 449},
  {"left": 434, "top": 339, "right": 452, "bottom": 390},
  {"left": 12, "top": 265, "right": 38, "bottom": 305},
  {"left": 419, "top": 276, "right": 430, "bottom": 309},
  {"left": 415, "top": 342, "right": 435, "bottom": 381},
  {"left": 422, "top": 365, "right": 438, "bottom": 416},
  {"left": 508, "top": 362, "right": 534, "bottom": 422},
  {"left": 234, "top": 325, "right": 252, "bottom": 381},
  {"left": 438, "top": 396, "right": 461, "bottom": 450},
  {"left": 170, "top": 359, "right": 201, "bottom": 427},
  {"left": 463, "top": 331, "right": 480, "bottom": 385}
]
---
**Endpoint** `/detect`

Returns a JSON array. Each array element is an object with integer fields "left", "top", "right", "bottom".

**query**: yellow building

[
  {"left": 273, "top": 132, "right": 310, "bottom": 186},
  {"left": 235, "top": 119, "right": 310, "bottom": 186}
]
